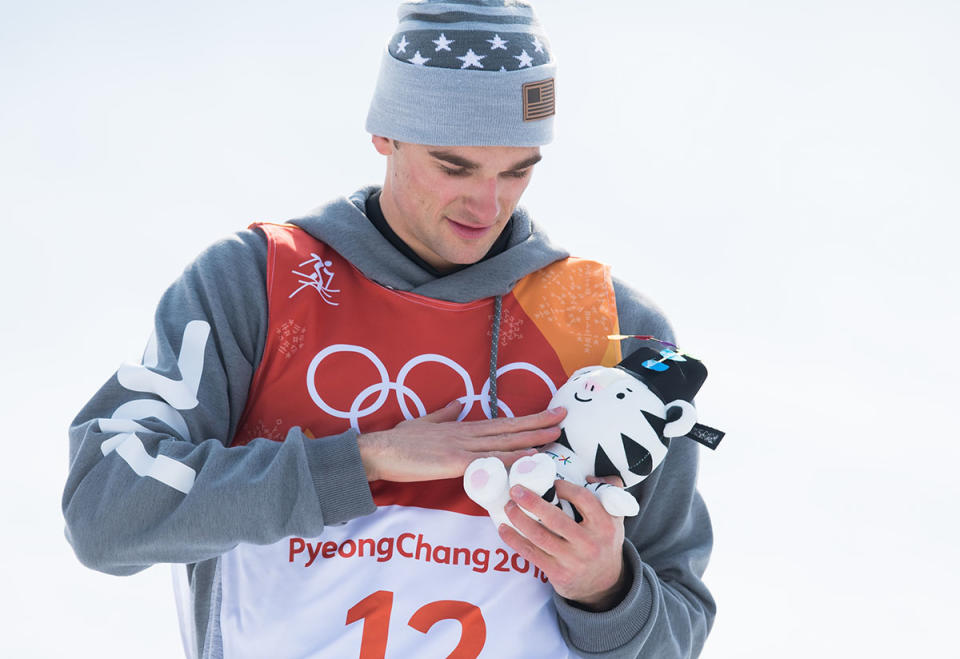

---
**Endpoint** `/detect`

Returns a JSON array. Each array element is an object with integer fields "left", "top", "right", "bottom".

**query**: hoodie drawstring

[{"left": 488, "top": 295, "right": 503, "bottom": 418}]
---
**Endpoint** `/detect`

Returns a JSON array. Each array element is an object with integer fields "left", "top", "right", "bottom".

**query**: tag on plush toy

[{"left": 686, "top": 423, "right": 724, "bottom": 450}]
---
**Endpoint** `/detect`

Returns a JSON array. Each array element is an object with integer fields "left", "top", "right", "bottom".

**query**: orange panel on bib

[{"left": 512, "top": 257, "right": 622, "bottom": 376}]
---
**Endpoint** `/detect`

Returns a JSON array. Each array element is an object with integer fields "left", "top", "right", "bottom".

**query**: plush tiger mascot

[{"left": 464, "top": 341, "right": 724, "bottom": 529}]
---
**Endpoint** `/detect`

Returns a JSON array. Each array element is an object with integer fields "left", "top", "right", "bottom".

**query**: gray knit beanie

[{"left": 365, "top": 0, "right": 556, "bottom": 147}]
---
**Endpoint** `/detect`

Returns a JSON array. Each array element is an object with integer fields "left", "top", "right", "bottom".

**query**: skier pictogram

[{"left": 290, "top": 253, "right": 340, "bottom": 305}]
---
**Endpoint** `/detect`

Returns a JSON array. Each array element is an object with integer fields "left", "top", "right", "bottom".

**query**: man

[{"left": 63, "top": 2, "right": 715, "bottom": 657}]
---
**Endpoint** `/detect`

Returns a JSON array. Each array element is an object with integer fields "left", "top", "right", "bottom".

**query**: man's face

[{"left": 373, "top": 137, "right": 542, "bottom": 272}]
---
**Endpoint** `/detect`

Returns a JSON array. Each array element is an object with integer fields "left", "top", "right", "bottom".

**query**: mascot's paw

[
  {"left": 464, "top": 457, "right": 509, "bottom": 507},
  {"left": 509, "top": 453, "right": 557, "bottom": 498},
  {"left": 595, "top": 484, "right": 641, "bottom": 517}
]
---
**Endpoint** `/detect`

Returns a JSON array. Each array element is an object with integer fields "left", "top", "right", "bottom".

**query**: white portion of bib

[{"left": 220, "top": 506, "right": 573, "bottom": 658}]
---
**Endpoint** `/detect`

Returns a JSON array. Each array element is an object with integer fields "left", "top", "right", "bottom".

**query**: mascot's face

[{"left": 548, "top": 365, "right": 696, "bottom": 489}]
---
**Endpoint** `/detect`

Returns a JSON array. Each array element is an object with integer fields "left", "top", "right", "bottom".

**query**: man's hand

[
  {"left": 357, "top": 401, "right": 567, "bottom": 482},
  {"left": 499, "top": 478, "right": 629, "bottom": 611}
]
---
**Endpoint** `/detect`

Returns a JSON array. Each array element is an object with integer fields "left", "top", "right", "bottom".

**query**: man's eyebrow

[
  {"left": 428, "top": 150, "right": 543, "bottom": 172},
  {"left": 506, "top": 154, "right": 542, "bottom": 171},
  {"left": 429, "top": 150, "right": 480, "bottom": 170}
]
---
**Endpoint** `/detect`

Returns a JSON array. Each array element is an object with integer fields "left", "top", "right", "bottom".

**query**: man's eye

[
  {"left": 503, "top": 169, "right": 531, "bottom": 179},
  {"left": 441, "top": 166, "right": 470, "bottom": 177}
]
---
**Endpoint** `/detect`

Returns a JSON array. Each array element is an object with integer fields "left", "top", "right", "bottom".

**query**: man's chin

[{"left": 433, "top": 247, "right": 491, "bottom": 272}]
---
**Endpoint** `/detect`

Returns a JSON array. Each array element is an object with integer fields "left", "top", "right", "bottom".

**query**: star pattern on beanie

[
  {"left": 433, "top": 33, "right": 455, "bottom": 51},
  {"left": 409, "top": 50, "right": 430, "bottom": 66},
  {"left": 457, "top": 48, "right": 486, "bottom": 69},
  {"left": 390, "top": 31, "right": 551, "bottom": 71},
  {"left": 487, "top": 34, "right": 508, "bottom": 50}
]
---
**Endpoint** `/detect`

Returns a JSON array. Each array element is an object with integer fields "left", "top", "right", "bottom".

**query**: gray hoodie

[{"left": 63, "top": 187, "right": 715, "bottom": 658}]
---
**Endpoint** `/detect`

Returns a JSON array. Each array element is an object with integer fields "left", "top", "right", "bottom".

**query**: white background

[{"left": 1, "top": 1, "right": 958, "bottom": 657}]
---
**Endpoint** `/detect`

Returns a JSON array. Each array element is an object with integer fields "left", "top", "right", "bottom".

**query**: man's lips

[{"left": 446, "top": 217, "right": 494, "bottom": 240}]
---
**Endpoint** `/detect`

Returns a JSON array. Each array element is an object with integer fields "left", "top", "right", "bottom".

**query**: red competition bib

[{"left": 220, "top": 223, "right": 620, "bottom": 658}]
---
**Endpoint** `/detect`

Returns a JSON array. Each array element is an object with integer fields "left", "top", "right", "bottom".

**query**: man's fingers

[
  {"left": 554, "top": 479, "right": 611, "bottom": 524},
  {"left": 503, "top": 499, "right": 566, "bottom": 554},
  {"left": 451, "top": 428, "right": 560, "bottom": 464},
  {"left": 509, "top": 484, "right": 581, "bottom": 540},
  {"left": 497, "top": 522, "right": 559, "bottom": 572},
  {"left": 493, "top": 448, "right": 540, "bottom": 469},
  {"left": 462, "top": 407, "right": 567, "bottom": 435},
  {"left": 486, "top": 426, "right": 563, "bottom": 450},
  {"left": 586, "top": 475, "right": 625, "bottom": 488},
  {"left": 419, "top": 405, "right": 564, "bottom": 439},
  {"left": 419, "top": 399, "right": 463, "bottom": 423}
]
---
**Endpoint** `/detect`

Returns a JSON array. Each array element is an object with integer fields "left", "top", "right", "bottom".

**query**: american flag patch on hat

[{"left": 523, "top": 78, "right": 555, "bottom": 121}]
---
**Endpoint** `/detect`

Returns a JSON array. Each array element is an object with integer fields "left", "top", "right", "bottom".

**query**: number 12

[{"left": 346, "top": 590, "right": 487, "bottom": 659}]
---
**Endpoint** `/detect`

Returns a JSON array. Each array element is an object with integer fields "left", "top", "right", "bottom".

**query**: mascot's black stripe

[
  {"left": 542, "top": 485, "right": 556, "bottom": 502},
  {"left": 555, "top": 428, "right": 571, "bottom": 450},
  {"left": 642, "top": 410, "right": 670, "bottom": 449},
  {"left": 572, "top": 505, "right": 583, "bottom": 524},
  {"left": 622, "top": 433, "right": 653, "bottom": 476},
  {"left": 594, "top": 444, "right": 618, "bottom": 477}
]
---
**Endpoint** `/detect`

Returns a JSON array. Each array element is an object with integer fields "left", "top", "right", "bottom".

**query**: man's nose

[{"left": 464, "top": 177, "right": 501, "bottom": 223}]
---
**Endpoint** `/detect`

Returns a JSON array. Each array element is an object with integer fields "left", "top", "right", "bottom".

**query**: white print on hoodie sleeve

[{"left": 97, "top": 320, "right": 210, "bottom": 494}]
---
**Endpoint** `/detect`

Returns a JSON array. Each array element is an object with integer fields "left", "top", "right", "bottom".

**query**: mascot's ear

[{"left": 663, "top": 400, "right": 697, "bottom": 438}]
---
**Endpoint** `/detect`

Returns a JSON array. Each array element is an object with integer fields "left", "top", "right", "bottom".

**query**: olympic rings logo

[{"left": 305, "top": 344, "right": 558, "bottom": 430}]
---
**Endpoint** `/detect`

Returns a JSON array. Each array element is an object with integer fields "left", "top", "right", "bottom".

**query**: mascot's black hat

[
  {"left": 617, "top": 346, "right": 708, "bottom": 404},
  {"left": 616, "top": 342, "right": 724, "bottom": 449}
]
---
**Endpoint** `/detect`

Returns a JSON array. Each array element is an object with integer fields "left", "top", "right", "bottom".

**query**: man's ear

[
  {"left": 663, "top": 400, "right": 697, "bottom": 438},
  {"left": 371, "top": 135, "right": 394, "bottom": 156}
]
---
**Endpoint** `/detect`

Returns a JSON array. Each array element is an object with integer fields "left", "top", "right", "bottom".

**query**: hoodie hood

[{"left": 289, "top": 186, "right": 569, "bottom": 304}]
